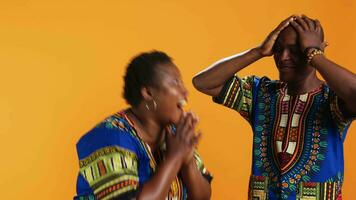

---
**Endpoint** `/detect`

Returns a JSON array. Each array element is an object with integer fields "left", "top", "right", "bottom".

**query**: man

[{"left": 193, "top": 15, "right": 355, "bottom": 199}]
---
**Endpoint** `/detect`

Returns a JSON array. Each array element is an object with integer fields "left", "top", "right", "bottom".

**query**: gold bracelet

[{"left": 307, "top": 48, "right": 324, "bottom": 64}]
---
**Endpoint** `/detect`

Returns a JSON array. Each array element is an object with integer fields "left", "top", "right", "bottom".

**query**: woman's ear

[{"left": 141, "top": 86, "right": 153, "bottom": 101}]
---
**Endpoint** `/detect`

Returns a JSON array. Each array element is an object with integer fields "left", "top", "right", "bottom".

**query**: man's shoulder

[{"left": 248, "top": 75, "right": 281, "bottom": 91}]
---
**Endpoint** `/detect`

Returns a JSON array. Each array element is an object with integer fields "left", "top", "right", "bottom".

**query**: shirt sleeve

[
  {"left": 213, "top": 75, "right": 257, "bottom": 123},
  {"left": 74, "top": 173, "right": 95, "bottom": 200},
  {"left": 75, "top": 125, "right": 140, "bottom": 200},
  {"left": 193, "top": 151, "right": 213, "bottom": 183},
  {"left": 329, "top": 92, "right": 354, "bottom": 139}
]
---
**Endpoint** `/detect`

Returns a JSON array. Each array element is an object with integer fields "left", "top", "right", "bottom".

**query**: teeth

[{"left": 178, "top": 99, "right": 187, "bottom": 108}]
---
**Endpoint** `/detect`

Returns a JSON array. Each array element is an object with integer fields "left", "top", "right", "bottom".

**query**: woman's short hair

[{"left": 123, "top": 50, "right": 172, "bottom": 107}]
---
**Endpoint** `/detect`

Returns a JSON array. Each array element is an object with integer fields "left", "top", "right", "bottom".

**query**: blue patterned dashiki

[
  {"left": 213, "top": 75, "right": 354, "bottom": 200},
  {"left": 74, "top": 111, "right": 212, "bottom": 200}
]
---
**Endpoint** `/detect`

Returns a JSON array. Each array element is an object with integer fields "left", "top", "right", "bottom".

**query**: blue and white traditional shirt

[
  {"left": 74, "top": 111, "right": 212, "bottom": 200},
  {"left": 213, "top": 75, "right": 353, "bottom": 200}
]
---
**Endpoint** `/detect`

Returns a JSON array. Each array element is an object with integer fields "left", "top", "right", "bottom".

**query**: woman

[{"left": 74, "top": 50, "right": 212, "bottom": 200}]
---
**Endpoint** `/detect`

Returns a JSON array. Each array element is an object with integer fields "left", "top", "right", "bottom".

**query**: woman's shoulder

[
  {"left": 76, "top": 110, "right": 140, "bottom": 160},
  {"left": 99, "top": 111, "right": 133, "bottom": 132}
]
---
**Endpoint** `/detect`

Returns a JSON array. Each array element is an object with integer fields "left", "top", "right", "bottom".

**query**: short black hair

[{"left": 123, "top": 50, "right": 173, "bottom": 107}]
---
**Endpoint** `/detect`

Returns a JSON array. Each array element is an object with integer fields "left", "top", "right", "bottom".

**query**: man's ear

[{"left": 141, "top": 86, "right": 153, "bottom": 101}]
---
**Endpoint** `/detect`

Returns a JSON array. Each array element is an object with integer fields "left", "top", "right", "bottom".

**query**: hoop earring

[
  {"left": 152, "top": 99, "right": 157, "bottom": 110},
  {"left": 145, "top": 102, "right": 150, "bottom": 111},
  {"left": 145, "top": 99, "right": 158, "bottom": 111}
]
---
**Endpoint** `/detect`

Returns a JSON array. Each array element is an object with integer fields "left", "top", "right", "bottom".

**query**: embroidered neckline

[
  {"left": 116, "top": 110, "right": 158, "bottom": 168},
  {"left": 278, "top": 82, "right": 325, "bottom": 96}
]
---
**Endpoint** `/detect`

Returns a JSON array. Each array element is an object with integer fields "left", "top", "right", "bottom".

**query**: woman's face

[{"left": 150, "top": 62, "right": 188, "bottom": 125}]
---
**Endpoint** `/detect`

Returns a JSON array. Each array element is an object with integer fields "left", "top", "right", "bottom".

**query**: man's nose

[{"left": 280, "top": 49, "right": 291, "bottom": 60}]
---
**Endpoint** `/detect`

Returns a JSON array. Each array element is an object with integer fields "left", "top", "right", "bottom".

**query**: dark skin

[
  {"left": 125, "top": 62, "right": 211, "bottom": 200},
  {"left": 193, "top": 15, "right": 356, "bottom": 117},
  {"left": 291, "top": 15, "right": 356, "bottom": 116},
  {"left": 272, "top": 25, "right": 323, "bottom": 95}
]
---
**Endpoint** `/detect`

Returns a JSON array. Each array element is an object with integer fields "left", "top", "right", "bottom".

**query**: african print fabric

[
  {"left": 213, "top": 75, "right": 353, "bottom": 200},
  {"left": 74, "top": 111, "right": 212, "bottom": 200}
]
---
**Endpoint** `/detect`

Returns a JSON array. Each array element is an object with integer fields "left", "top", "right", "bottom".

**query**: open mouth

[{"left": 177, "top": 99, "right": 187, "bottom": 109}]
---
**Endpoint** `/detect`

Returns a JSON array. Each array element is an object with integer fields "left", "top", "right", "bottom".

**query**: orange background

[{"left": 0, "top": 1, "right": 355, "bottom": 199}]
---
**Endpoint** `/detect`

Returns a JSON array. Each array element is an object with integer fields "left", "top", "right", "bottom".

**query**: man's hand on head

[{"left": 290, "top": 15, "right": 326, "bottom": 53}]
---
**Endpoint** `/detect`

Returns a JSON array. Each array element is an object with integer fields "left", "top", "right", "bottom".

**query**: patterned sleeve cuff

[
  {"left": 213, "top": 75, "right": 256, "bottom": 123},
  {"left": 193, "top": 151, "right": 213, "bottom": 184},
  {"left": 330, "top": 95, "right": 354, "bottom": 138},
  {"left": 78, "top": 146, "right": 140, "bottom": 199},
  {"left": 201, "top": 168, "right": 213, "bottom": 184},
  {"left": 74, "top": 190, "right": 139, "bottom": 200},
  {"left": 74, "top": 194, "right": 96, "bottom": 200},
  {"left": 212, "top": 76, "right": 240, "bottom": 107}
]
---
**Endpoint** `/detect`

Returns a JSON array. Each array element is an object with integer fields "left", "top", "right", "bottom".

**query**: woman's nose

[{"left": 181, "top": 84, "right": 189, "bottom": 99}]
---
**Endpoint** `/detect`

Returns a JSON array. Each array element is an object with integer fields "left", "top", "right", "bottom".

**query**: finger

[
  {"left": 184, "top": 111, "right": 194, "bottom": 128},
  {"left": 186, "top": 129, "right": 195, "bottom": 144},
  {"left": 191, "top": 131, "right": 202, "bottom": 147},
  {"left": 268, "top": 16, "right": 295, "bottom": 48},
  {"left": 176, "top": 112, "right": 189, "bottom": 135},
  {"left": 276, "top": 15, "right": 295, "bottom": 32},
  {"left": 290, "top": 20, "right": 304, "bottom": 34},
  {"left": 187, "top": 111, "right": 199, "bottom": 131},
  {"left": 315, "top": 19, "right": 322, "bottom": 33},
  {"left": 165, "top": 126, "right": 175, "bottom": 140},
  {"left": 185, "top": 113, "right": 196, "bottom": 136},
  {"left": 190, "top": 111, "right": 199, "bottom": 128},
  {"left": 295, "top": 15, "right": 308, "bottom": 30},
  {"left": 302, "top": 15, "right": 315, "bottom": 30},
  {"left": 276, "top": 21, "right": 290, "bottom": 33},
  {"left": 281, "top": 15, "right": 296, "bottom": 26},
  {"left": 176, "top": 112, "right": 186, "bottom": 128},
  {"left": 179, "top": 113, "right": 193, "bottom": 139},
  {"left": 320, "top": 41, "right": 328, "bottom": 50},
  {"left": 182, "top": 113, "right": 196, "bottom": 143},
  {"left": 314, "top": 19, "right": 325, "bottom": 42},
  {"left": 176, "top": 113, "right": 187, "bottom": 137}
]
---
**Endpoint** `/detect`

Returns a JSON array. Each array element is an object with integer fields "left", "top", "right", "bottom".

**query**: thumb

[
  {"left": 165, "top": 125, "right": 175, "bottom": 140},
  {"left": 320, "top": 41, "right": 328, "bottom": 51},
  {"left": 191, "top": 130, "right": 202, "bottom": 147}
]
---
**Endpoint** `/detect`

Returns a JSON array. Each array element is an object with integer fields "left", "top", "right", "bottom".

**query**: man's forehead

[
  {"left": 276, "top": 27, "right": 298, "bottom": 46},
  {"left": 280, "top": 26, "right": 298, "bottom": 38}
]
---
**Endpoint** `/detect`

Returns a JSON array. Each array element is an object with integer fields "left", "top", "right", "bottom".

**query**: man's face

[{"left": 273, "top": 26, "right": 313, "bottom": 83}]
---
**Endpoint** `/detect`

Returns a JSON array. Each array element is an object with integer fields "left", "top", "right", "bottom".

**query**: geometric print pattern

[
  {"left": 75, "top": 112, "right": 213, "bottom": 200},
  {"left": 249, "top": 177, "right": 343, "bottom": 200},
  {"left": 214, "top": 75, "right": 352, "bottom": 200},
  {"left": 79, "top": 146, "right": 139, "bottom": 200},
  {"left": 249, "top": 175, "right": 269, "bottom": 200},
  {"left": 296, "top": 181, "right": 342, "bottom": 200}
]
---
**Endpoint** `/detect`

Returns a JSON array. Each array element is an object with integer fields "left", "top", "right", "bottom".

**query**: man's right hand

[{"left": 257, "top": 15, "right": 296, "bottom": 57}]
